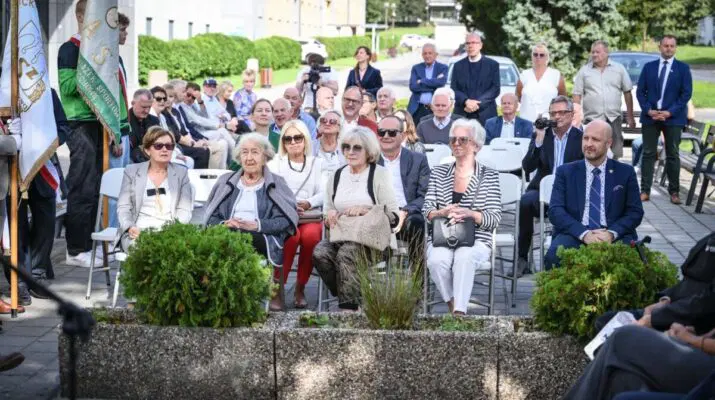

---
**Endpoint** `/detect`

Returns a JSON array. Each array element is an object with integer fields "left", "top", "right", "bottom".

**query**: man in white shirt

[
  {"left": 296, "top": 54, "right": 339, "bottom": 111},
  {"left": 416, "top": 87, "right": 458, "bottom": 144}
]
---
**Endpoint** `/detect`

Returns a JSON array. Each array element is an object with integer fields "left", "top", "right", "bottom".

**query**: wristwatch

[{"left": 197, "top": 100, "right": 204, "bottom": 105}]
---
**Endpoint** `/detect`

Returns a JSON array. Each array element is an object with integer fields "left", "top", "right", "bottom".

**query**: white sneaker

[
  {"left": 65, "top": 251, "right": 94, "bottom": 268},
  {"left": 94, "top": 246, "right": 115, "bottom": 262}
]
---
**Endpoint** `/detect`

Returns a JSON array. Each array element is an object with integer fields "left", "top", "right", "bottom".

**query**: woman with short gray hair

[
  {"left": 203, "top": 132, "right": 297, "bottom": 271},
  {"left": 313, "top": 109, "right": 346, "bottom": 179},
  {"left": 516, "top": 42, "right": 567, "bottom": 122},
  {"left": 313, "top": 126, "right": 399, "bottom": 311},
  {"left": 422, "top": 118, "right": 502, "bottom": 315}
]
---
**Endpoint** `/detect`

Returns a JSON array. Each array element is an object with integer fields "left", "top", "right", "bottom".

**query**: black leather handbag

[{"left": 431, "top": 216, "right": 476, "bottom": 249}]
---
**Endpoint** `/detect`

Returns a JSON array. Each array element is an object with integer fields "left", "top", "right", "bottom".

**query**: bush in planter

[
  {"left": 120, "top": 223, "right": 272, "bottom": 328},
  {"left": 531, "top": 242, "right": 678, "bottom": 339}
]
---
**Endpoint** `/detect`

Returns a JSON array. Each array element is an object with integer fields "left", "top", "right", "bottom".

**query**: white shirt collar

[
  {"left": 660, "top": 55, "right": 675, "bottom": 64},
  {"left": 586, "top": 158, "right": 607, "bottom": 174},
  {"left": 434, "top": 113, "right": 451, "bottom": 126},
  {"left": 502, "top": 116, "right": 516, "bottom": 125},
  {"left": 468, "top": 54, "right": 482, "bottom": 63},
  {"left": 382, "top": 150, "right": 401, "bottom": 163}
]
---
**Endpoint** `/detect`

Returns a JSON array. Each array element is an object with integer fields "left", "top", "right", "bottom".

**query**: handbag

[
  {"left": 430, "top": 166, "right": 483, "bottom": 249},
  {"left": 329, "top": 205, "right": 391, "bottom": 251}
]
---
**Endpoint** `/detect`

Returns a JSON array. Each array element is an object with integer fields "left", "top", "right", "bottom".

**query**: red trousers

[{"left": 275, "top": 222, "right": 322, "bottom": 285}]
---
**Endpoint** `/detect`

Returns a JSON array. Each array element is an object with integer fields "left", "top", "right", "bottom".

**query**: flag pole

[
  {"left": 9, "top": 0, "right": 20, "bottom": 318},
  {"left": 102, "top": 129, "right": 109, "bottom": 228}
]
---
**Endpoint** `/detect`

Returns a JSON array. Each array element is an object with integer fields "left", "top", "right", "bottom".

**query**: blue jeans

[{"left": 108, "top": 136, "right": 130, "bottom": 228}]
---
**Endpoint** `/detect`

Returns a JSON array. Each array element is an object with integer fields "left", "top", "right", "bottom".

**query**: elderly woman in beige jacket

[
  {"left": 117, "top": 126, "right": 194, "bottom": 250},
  {"left": 313, "top": 126, "right": 399, "bottom": 311}
]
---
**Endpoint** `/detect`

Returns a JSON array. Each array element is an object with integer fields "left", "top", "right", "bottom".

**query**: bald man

[
  {"left": 484, "top": 93, "right": 533, "bottom": 144},
  {"left": 315, "top": 87, "right": 335, "bottom": 114},
  {"left": 545, "top": 120, "right": 644, "bottom": 269},
  {"left": 284, "top": 87, "right": 317, "bottom": 139}
]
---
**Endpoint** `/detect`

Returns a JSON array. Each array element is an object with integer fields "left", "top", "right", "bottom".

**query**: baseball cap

[{"left": 203, "top": 78, "right": 217, "bottom": 87}]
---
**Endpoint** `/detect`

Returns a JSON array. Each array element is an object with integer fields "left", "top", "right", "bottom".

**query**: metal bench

[{"left": 695, "top": 139, "right": 715, "bottom": 213}]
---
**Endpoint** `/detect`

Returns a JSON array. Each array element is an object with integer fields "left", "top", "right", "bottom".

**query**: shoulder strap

[
  {"left": 332, "top": 165, "right": 348, "bottom": 202},
  {"left": 294, "top": 157, "right": 317, "bottom": 196},
  {"left": 367, "top": 163, "right": 377, "bottom": 205},
  {"left": 467, "top": 163, "right": 483, "bottom": 210}
]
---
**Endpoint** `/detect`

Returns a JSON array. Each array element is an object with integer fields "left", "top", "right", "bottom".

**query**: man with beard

[{"left": 545, "top": 119, "right": 643, "bottom": 269}]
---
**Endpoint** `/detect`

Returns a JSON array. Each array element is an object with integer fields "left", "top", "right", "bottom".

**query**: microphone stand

[{"left": 1, "top": 258, "right": 95, "bottom": 400}]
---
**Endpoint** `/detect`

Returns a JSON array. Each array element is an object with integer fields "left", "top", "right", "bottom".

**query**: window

[
  {"left": 146, "top": 17, "right": 153, "bottom": 36},
  {"left": 168, "top": 20, "right": 174, "bottom": 40},
  {"left": 205, "top": 24, "right": 210, "bottom": 33},
  {"left": 188, "top": 22, "right": 193, "bottom": 38}
]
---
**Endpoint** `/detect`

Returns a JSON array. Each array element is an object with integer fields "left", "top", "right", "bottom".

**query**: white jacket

[{"left": 267, "top": 155, "right": 324, "bottom": 209}]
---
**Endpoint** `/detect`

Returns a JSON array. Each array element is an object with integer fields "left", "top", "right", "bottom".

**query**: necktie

[
  {"left": 588, "top": 168, "right": 602, "bottom": 229},
  {"left": 658, "top": 60, "right": 668, "bottom": 97}
]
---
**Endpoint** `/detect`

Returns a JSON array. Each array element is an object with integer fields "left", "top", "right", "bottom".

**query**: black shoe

[
  {"left": 18, "top": 290, "right": 32, "bottom": 306},
  {"left": 29, "top": 276, "right": 51, "bottom": 300},
  {"left": 516, "top": 258, "right": 529, "bottom": 278}
]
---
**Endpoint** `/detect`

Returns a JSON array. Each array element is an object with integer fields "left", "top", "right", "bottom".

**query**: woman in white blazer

[
  {"left": 117, "top": 126, "right": 193, "bottom": 250},
  {"left": 267, "top": 120, "right": 324, "bottom": 310}
]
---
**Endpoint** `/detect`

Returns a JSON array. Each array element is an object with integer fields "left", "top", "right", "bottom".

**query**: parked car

[
  {"left": 446, "top": 54, "right": 520, "bottom": 106},
  {"left": 608, "top": 51, "right": 659, "bottom": 141},
  {"left": 298, "top": 38, "right": 328, "bottom": 64},
  {"left": 399, "top": 34, "right": 433, "bottom": 49}
]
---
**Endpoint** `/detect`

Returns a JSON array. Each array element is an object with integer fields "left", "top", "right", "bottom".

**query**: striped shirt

[
  {"left": 422, "top": 162, "right": 502, "bottom": 248},
  {"left": 553, "top": 131, "right": 570, "bottom": 171}
]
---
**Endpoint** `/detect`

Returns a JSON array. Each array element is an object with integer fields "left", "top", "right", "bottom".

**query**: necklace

[
  {"left": 288, "top": 157, "right": 306, "bottom": 173},
  {"left": 242, "top": 174, "right": 263, "bottom": 186}
]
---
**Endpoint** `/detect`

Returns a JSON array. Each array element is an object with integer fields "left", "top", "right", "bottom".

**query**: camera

[
  {"left": 534, "top": 117, "right": 557, "bottom": 130},
  {"left": 306, "top": 63, "right": 331, "bottom": 85}
]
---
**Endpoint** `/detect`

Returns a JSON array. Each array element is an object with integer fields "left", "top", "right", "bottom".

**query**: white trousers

[
  {"left": 202, "top": 128, "right": 236, "bottom": 164},
  {"left": 426, "top": 241, "right": 491, "bottom": 313}
]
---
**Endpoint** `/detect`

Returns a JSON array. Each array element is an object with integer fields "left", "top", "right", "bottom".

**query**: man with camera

[
  {"left": 516, "top": 96, "right": 584, "bottom": 275},
  {"left": 296, "top": 54, "right": 338, "bottom": 115}
]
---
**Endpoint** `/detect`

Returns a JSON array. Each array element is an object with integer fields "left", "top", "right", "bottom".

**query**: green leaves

[
  {"left": 530, "top": 242, "right": 678, "bottom": 340},
  {"left": 120, "top": 223, "right": 272, "bottom": 328}
]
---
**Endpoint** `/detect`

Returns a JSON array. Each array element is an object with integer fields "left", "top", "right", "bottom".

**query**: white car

[
  {"left": 446, "top": 54, "right": 520, "bottom": 106},
  {"left": 298, "top": 38, "right": 328, "bottom": 64},
  {"left": 608, "top": 51, "right": 659, "bottom": 141},
  {"left": 399, "top": 34, "right": 433, "bottom": 49}
]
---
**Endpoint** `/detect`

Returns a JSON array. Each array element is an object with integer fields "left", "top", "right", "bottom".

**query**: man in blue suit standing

[
  {"left": 546, "top": 120, "right": 644, "bottom": 269},
  {"left": 408, "top": 43, "right": 448, "bottom": 123},
  {"left": 450, "top": 32, "right": 500, "bottom": 127},
  {"left": 484, "top": 93, "right": 533, "bottom": 144},
  {"left": 636, "top": 35, "right": 692, "bottom": 205}
]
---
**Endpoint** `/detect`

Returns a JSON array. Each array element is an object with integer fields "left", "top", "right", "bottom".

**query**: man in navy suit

[
  {"left": 636, "top": 35, "right": 693, "bottom": 205},
  {"left": 450, "top": 32, "right": 501, "bottom": 127},
  {"left": 546, "top": 120, "right": 644, "bottom": 269},
  {"left": 408, "top": 43, "right": 448, "bottom": 123},
  {"left": 517, "top": 96, "right": 584, "bottom": 275},
  {"left": 377, "top": 116, "right": 431, "bottom": 268},
  {"left": 484, "top": 93, "right": 533, "bottom": 145}
]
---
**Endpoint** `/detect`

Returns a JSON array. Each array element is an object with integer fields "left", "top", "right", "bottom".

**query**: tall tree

[
  {"left": 619, "top": 0, "right": 712, "bottom": 48},
  {"left": 502, "top": 0, "right": 627, "bottom": 77},
  {"left": 367, "top": 0, "right": 427, "bottom": 24},
  {"left": 458, "top": 0, "right": 510, "bottom": 55}
]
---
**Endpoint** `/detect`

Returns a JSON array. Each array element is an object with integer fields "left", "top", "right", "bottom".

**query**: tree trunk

[{"left": 641, "top": 23, "right": 647, "bottom": 52}]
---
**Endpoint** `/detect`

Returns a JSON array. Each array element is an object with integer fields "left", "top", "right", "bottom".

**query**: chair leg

[
  {"left": 487, "top": 243, "right": 495, "bottom": 315},
  {"left": 511, "top": 202, "right": 519, "bottom": 308},
  {"left": 686, "top": 172, "right": 701, "bottom": 206},
  {"left": 317, "top": 278, "right": 324, "bottom": 314},
  {"left": 103, "top": 242, "right": 110, "bottom": 286},
  {"left": 539, "top": 203, "right": 545, "bottom": 274},
  {"left": 423, "top": 259, "right": 429, "bottom": 315},
  {"left": 85, "top": 241, "right": 98, "bottom": 300},
  {"left": 695, "top": 178, "right": 709, "bottom": 213},
  {"left": 112, "top": 263, "right": 121, "bottom": 308}
]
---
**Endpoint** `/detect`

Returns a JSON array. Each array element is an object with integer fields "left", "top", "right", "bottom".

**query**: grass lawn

[{"left": 629, "top": 44, "right": 715, "bottom": 65}]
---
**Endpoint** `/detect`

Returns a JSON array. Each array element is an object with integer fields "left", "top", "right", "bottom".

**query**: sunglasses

[
  {"left": 532, "top": 53, "right": 547, "bottom": 58},
  {"left": 154, "top": 96, "right": 167, "bottom": 102},
  {"left": 341, "top": 143, "right": 364, "bottom": 153},
  {"left": 152, "top": 143, "right": 175, "bottom": 151},
  {"left": 282, "top": 135, "right": 305, "bottom": 144},
  {"left": 319, "top": 117, "right": 339, "bottom": 125},
  {"left": 377, "top": 129, "right": 400, "bottom": 138},
  {"left": 449, "top": 137, "right": 471, "bottom": 146}
]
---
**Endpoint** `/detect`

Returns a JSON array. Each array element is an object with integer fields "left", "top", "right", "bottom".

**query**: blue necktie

[
  {"left": 657, "top": 60, "right": 668, "bottom": 98},
  {"left": 588, "top": 168, "right": 602, "bottom": 229}
]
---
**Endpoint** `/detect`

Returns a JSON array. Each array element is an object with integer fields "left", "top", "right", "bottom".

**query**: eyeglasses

[
  {"left": 152, "top": 143, "right": 175, "bottom": 151},
  {"left": 341, "top": 143, "right": 364, "bottom": 153},
  {"left": 549, "top": 110, "right": 572, "bottom": 117},
  {"left": 282, "top": 135, "right": 305, "bottom": 144},
  {"left": 466, "top": 41, "right": 481, "bottom": 45},
  {"left": 532, "top": 53, "right": 547, "bottom": 58},
  {"left": 377, "top": 129, "right": 400, "bottom": 138},
  {"left": 154, "top": 96, "right": 166, "bottom": 102},
  {"left": 319, "top": 117, "right": 339, "bottom": 125},
  {"left": 449, "top": 137, "right": 471, "bottom": 146},
  {"left": 343, "top": 97, "right": 362, "bottom": 105}
]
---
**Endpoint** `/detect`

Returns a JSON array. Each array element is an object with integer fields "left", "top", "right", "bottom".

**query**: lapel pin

[{"left": 609, "top": 169, "right": 614, "bottom": 174}]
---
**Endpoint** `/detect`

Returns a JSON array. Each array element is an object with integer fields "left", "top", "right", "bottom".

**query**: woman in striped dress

[{"left": 422, "top": 119, "right": 502, "bottom": 315}]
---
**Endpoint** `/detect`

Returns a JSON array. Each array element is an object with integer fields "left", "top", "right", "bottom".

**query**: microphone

[{"left": 630, "top": 235, "right": 652, "bottom": 265}]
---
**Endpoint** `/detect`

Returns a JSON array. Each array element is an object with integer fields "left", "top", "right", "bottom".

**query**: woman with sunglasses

[
  {"left": 117, "top": 127, "right": 194, "bottom": 250},
  {"left": 313, "top": 126, "right": 399, "bottom": 311},
  {"left": 359, "top": 92, "right": 378, "bottom": 122},
  {"left": 515, "top": 42, "right": 567, "bottom": 123},
  {"left": 267, "top": 120, "right": 324, "bottom": 310},
  {"left": 313, "top": 110, "right": 346, "bottom": 179},
  {"left": 422, "top": 119, "right": 502, "bottom": 315},
  {"left": 393, "top": 109, "right": 426, "bottom": 154}
]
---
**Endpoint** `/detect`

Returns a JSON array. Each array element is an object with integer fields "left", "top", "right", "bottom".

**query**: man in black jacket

[{"left": 129, "top": 89, "right": 160, "bottom": 163}]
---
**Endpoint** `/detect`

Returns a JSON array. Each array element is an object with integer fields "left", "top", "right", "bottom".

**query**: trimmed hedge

[{"left": 316, "top": 35, "right": 372, "bottom": 60}]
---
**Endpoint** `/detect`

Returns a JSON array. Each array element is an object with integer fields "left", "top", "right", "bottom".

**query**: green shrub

[
  {"left": 316, "top": 35, "right": 372, "bottom": 60},
  {"left": 137, "top": 35, "right": 170, "bottom": 85},
  {"left": 120, "top": 223, "right": 272, "bottom": 328},
  {"left": 253, "top": 36, "right": 301, "bottom": 69},
  {"left": 531, "top": 242, "right": 678, "bottom": 340}
]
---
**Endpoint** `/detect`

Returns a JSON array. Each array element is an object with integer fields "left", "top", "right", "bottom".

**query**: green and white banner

[{"left": 76, "top": 0, "right": 121, "bottom": 144}]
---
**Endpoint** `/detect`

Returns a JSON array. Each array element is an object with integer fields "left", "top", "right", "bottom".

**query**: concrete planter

[{"left": 58, "top": 311, "right": 587, "bottom": 400}]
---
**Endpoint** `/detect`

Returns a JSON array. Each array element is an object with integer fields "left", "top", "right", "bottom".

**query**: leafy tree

[
  {"left": 502, "top": 0, "right": 627, "bottom": 77},
  {"left": 619, "top": 0, "right": 712, "bottom": 48},
  {"left": 367, "top": 0, "right": 427, "bottom": 24},
  {"left": 457, "top": 0, "right": 510, "bottom": 55}
]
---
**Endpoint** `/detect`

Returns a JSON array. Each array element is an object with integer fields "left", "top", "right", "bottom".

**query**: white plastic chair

[
  {"left": 85, "top": 168, "right": 125, "bottom": 305},
  {"left": 537, "top": 174, "right": 556, "bottom": 272},
  {"left": 479, "top": 145, "right": 527, "bottom": 193},
  {"left": 489, "top": 137, "right": 530, "bottom": 157},
  {"left": 188, "top": 169, "right": 232, "bottom": 207},
  {"left": 423, "top": 144, "right": 452, "bottom": 168},
  {"left": 493, "top": 173, "right": 522, "bottom": 308}
]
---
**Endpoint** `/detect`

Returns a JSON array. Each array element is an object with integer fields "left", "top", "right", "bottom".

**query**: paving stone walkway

[{"left": 0, "top": 149, "right": 713, "bottom": 399}]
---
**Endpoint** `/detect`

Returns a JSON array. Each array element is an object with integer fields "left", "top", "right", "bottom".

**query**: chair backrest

[
  {"left": 100, "top": 168, "right": 125, "bottom": 199},
  {"left": 479, "top": 145, "right": 523, "bottom": 172},
  {"left": 423, "top": 144, "right": 452, "bottom": 168},
  {"left": 189, "top": 169, "right": 233, "bottom": 203},
  {"left": 686, "top": 120, "right": 706, "bottom": 142},
  {"left": 498, "top": 173, "right": 522, "bottom": 205},
  {"left": 489, "top": 137, "right": 531, "bottom": 156},
  {"left": 539, "top": 174, "right": 555, "bottom": 204},
  {"left": 707, "top": 125, "right": 715, "bottom": 147}
]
